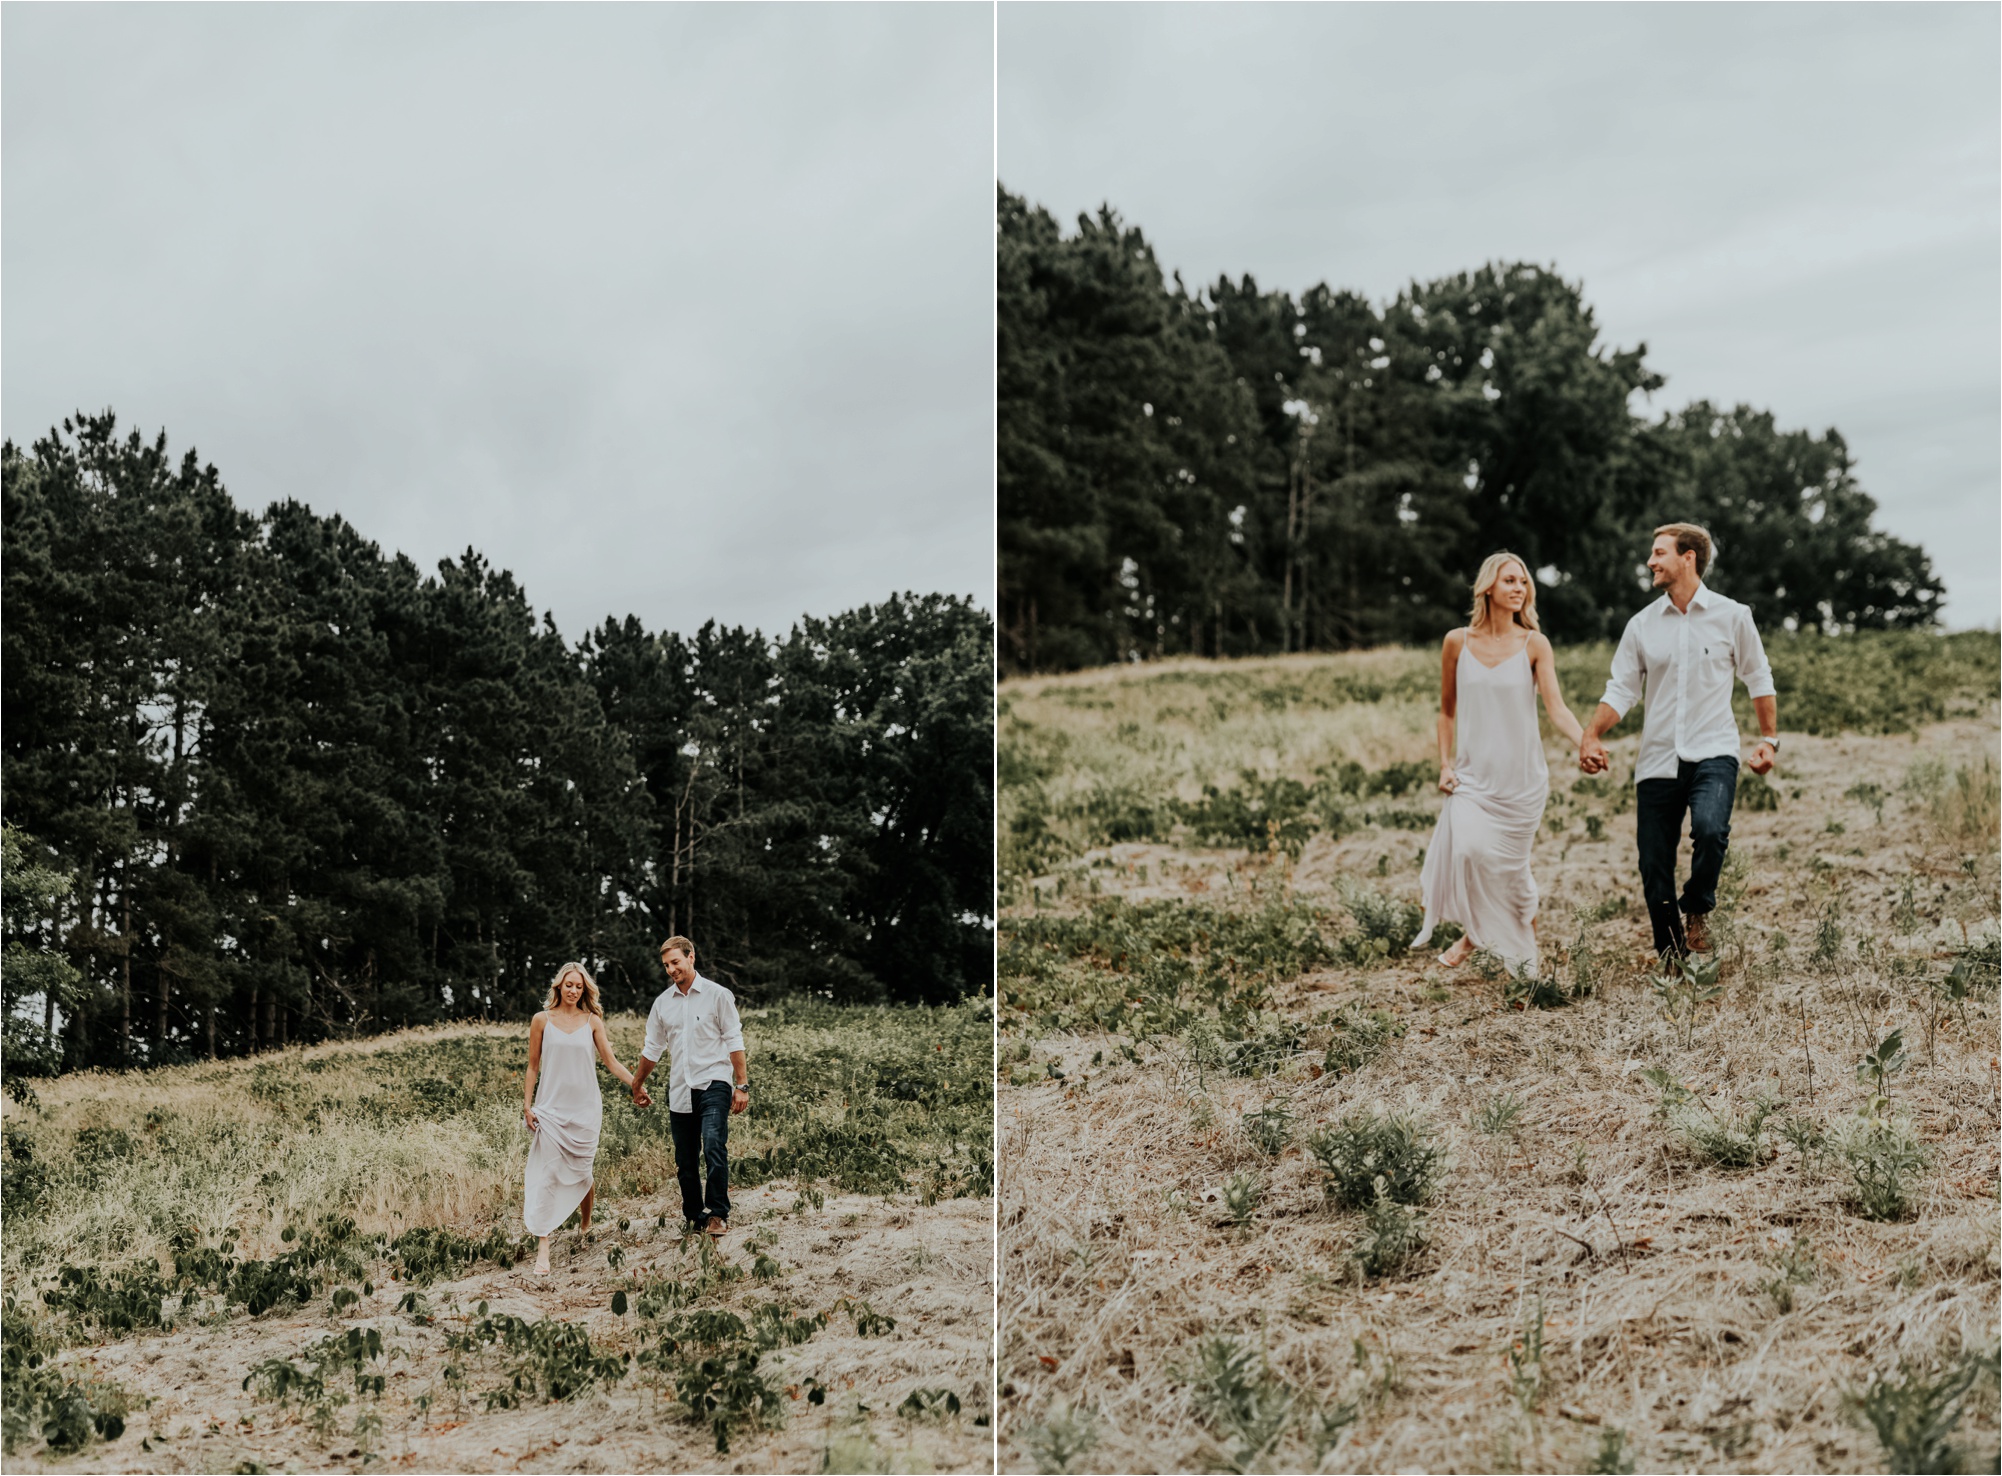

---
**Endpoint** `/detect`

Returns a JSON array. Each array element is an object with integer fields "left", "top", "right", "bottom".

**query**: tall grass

[
  {"left": 1, "top": 1000, "right": 992, "bottom": 1287},
  {"left": 999, "top": 631, "right": 1998, "bottom": 884}
]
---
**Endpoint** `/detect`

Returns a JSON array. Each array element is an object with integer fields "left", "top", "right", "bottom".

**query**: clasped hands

[
  {"left": 1575, "top": 736, "right": 1775, "bottom": 775},
  {"left": 627, "top": 1082, "right": 746, "bottom": 1113}
]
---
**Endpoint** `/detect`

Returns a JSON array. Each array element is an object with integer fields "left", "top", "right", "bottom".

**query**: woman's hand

[
  {"left": 1438, "top": 765, "right": 1458, "bottom": 795},
  {"left": 524, "top": 1105, "right": 539, "bottom": 1133}
]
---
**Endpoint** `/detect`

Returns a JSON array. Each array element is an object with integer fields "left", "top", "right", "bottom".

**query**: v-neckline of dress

[
  {"left": 1464, "top": 638, "right": 1529, "bottom": 672},
  {"left": 546, "top": 1017, "right": 592, "bottom": 1037}
]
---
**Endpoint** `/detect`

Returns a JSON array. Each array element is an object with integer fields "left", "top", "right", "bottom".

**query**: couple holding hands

[
  {"left": 519, "top": 936, "right": 749, "bottom": 1275},
  {"left": 1414, "top": 523, "right": 1780, "bottom": 975}
]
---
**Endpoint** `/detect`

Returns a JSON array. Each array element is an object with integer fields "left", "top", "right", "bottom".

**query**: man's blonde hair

[
  {"left": 1468, "top": 551, "right": 1540, "bottom": 633},
  {"left": 1653, "top": 523, "right": 1713, "bottom": 578},
  {"left": 546, "top": 962, "right": 603, "bottom": 1017},
  {"left": 659, "top": 935, "right": 696, "bottom": 961}
]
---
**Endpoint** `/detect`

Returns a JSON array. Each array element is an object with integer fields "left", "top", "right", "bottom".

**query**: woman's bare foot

[
  {"left": 1440, "top": 935, "right": 1475, "bottom": 967},
  {"left": 533, "top": 1237, "right": 552, "bottom": 1276}
]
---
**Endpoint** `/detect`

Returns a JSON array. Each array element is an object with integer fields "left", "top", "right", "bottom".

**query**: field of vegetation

[
  {"left": 1, "top": 999, "right": 994, "bottom": 1473},
  {"left": 997, "top": 631, "right": 2000, "bottom": 1474}
]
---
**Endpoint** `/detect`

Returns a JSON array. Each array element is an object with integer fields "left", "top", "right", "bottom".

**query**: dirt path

[{"left": 24, "top": 1186, "right": 993, "bottom": 1474}]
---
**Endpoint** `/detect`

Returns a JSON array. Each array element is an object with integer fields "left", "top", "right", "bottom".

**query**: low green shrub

[
  {"left": 1240, "top": 1104, "right": 1294, "bottom": 1157},
  {"left": 390, "top": 1224, "right": 527, "bottom": 1284},
  {"left": 1837, "top": 1115, "right": 1927, "bottom": 1221},
  {"left": 1349, "top": 1194, "right": 1428, "bottom": 1280},
  {"left": 2, "top": 1296, "right": 133, "bottom": 1456},
  {"left": 1309, "top": 1110, "right": 1442, "bottom": 1210},
  {"left": 446, "top": 1313, "right": 628, "bottom": 1408},
  {"left": 1759, "top": 1236, "right": 1818, "bottom": 1313},
  {"left": 1321, "top": 1004, "right": 1404, "bottom": 1077},
  {"left": 40, "top": 1260, "right": 172, "bottom": 1335},
  {"left": 1021, "top": 1402, "right": 1098, "bottom": 1474},
  {"left": 1185, "top": 1334, "right": 1296, "bottom": 1474},
  {"left": 1333, "top": 886, "right": 1423, "bottom": 967},
  {"left": 1847, "top": 1352, "right": 1998, "bottom": 1475}
]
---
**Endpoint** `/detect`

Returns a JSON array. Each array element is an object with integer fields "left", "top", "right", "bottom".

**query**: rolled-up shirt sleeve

[
  {"left": 717, "top": 993, "right": 745, "bottom": 1056},
  {"left": 641, "top": 997, "right": 669, "bottom": 1064},
  {"left": 1736, "top": 608, "right": 1776, "bottom": 700},
  {"left": 1599, "top": 620, "right": 1645, "bottom": 718}
]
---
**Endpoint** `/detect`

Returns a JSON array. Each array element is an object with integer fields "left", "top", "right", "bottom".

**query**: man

[
  {"left": 1578, "top": 524, "right": 1779, "bottom": 960},
  {"left": 629, "top": 936, "right": 749, "bottom": 1237}
]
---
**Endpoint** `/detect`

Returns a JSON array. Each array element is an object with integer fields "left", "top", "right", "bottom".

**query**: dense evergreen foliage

[
  {"left": 998, "top": 187, "right": 1946, "bottom": 672},
  {"left": 3, "top": 414, "right": 992, "bottom": 1072}
]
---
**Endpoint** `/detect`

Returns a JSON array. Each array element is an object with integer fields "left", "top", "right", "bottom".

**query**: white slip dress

[
  {"left": 1412, "top": 637, "right": 1548, "bottom": 974},
  {"left": 523, "top": 1018, "right": 603, "bottom": 1237}
]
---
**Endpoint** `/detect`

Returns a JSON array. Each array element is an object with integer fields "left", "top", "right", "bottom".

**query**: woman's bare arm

[
  {"left": 1529, "top": 633, "right": 1586, "bottom": 747},
  {"left": 592, "top": 1016, "right": 636, "bottom": 1090},
  {"left": 1437, "top": 629, "right": 1464, "bottom": 790},
  {"left": 523, "top": 1014, "right": 545, "bottom": 1128}
]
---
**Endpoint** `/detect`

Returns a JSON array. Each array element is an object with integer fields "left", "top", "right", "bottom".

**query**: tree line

[
  {"left": 999, "top": 186, "right": 1947, "bottom": 673},
  {"left": 2, "top": 413, "right": 992, "bottom": 1074}
]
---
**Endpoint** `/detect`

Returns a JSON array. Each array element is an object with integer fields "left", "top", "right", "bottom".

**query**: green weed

[
  {"left": 1186, "top": 1334, "right": 1296, "bottom": 1473},
  {"left": 1759, "top": 1236, "right": 1818, "bottom": 1313},
  {"left": 1639, "top": 1070, "right": 1780, "bottom": 1168},
  {"left": 1586, "top": 1427, "right": 1637, "bottom": 1474},
  {"left": 1241, "top": 1103, "right": 1295, "bottom": 1156},
  {"left": 1022, "top": 1401, "right": 1098, "bottom": 1474},
  {"left": 1349, "top": 1192, "right": 1428, "bottom": 1280},
  {"left": 1836, "top": 1115, "right": 1927, "bottom": 1221},
  {"left": 1309, "top": 1110, "right": 1442, "bottom": 1210},
  {"left": 1651, "top": 954, "right": 1724, "bottom": 1047},
  {"left": 1321, "top": 1003, "right": 1405, "bottom": 1077},
  {"left": 1222, "top": 1171, "right": 1262, "bottom": 1228},
  {"left": 1473, "top": 1092, "right": 1525, "bottom": 1138},
  {"left": 896, "top": 1387, "right": 963, "bottom": 1420},
  {"left": 1334, "top": 884, "right": 1424, "bottom": 966},
  {"left": 1856, "top": 1029, "right": 1910, "bottom": 1102},
  {"left": 1847, "top": 1352, "right": 1999, "bottom": 1475},
  {"left": 2, "top": 1297, "right": 133, "bottom": 1456},
  {"left": 1507, "top": 1298, "right": 1547, "bottom": 1415}
]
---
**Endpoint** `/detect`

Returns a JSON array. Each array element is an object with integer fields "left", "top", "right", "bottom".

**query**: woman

[
  {"left": 522, "top": 962, "right": 637, "bottom": 1275},
  {"left": 1412, "top": 552, "right": 1586, "bottom": 975}
]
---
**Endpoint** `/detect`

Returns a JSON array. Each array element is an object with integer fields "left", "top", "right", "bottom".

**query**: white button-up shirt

[
  {"left": 641, "top": 973, "right": 745, "bottom": 1114},
  {"left": 1600, "top": 582, "right": 1776, "bottom": 784}
]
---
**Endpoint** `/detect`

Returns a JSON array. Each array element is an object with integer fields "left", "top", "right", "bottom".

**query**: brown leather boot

[{"left": 1684, "top": 910, "right": 1712, "bottom": 955}]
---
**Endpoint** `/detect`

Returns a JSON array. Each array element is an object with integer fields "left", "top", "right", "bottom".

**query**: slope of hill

[
  {"left": 998, "top": 640, "right": 1999, "bottom": 1474},
  {"left": 3, "top": 1002, "right": 995, "bottom": 1472}
]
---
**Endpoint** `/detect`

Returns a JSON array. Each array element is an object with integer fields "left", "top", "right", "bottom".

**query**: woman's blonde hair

[
  {"left": 1468, "top": 551, "right": 1540, "bottom": 633},
  {"left": 546, "top": 962, "right": 603, "bottom": 1017}
]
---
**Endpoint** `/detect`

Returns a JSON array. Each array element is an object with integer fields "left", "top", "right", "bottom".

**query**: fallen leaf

[{"left": 1038, "top": 1354, "right": 1059, "bottom": 1370}]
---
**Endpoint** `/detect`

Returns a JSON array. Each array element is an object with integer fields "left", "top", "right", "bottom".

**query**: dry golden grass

[
  {"left": 998, "top": 651, "right": 2000, "bottom": 1475},
  {"left": 3, "top": 1005, "right": 995, "bottom": 1472}
]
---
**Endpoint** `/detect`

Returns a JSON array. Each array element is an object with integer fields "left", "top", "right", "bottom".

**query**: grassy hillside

[
  {"left": 997, "top": 636, "right": 1999, "bottom": 1475},
  {"left": 1, "top": 998, "right": 993, "bottom": 1471}
]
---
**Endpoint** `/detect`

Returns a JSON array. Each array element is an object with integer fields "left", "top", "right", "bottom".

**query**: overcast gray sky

[
  {"left": 1001, "top": 2, "right": 2000, "bottom": 629},
  {"left": 5, "top": 3, "right": 993, "bottom": 643}
]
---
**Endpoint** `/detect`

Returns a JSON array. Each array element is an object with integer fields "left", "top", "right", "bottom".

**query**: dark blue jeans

[
  {"left": 670, "top": 1080, "right": 733, "bottom": 1225},
  {"left": 1636, "top": 756, "right": 1739, "bottom": 957}
]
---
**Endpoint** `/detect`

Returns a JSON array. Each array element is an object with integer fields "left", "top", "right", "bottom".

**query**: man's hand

[
  {"left": 1748, "top": 739, "right": 1776, "bottom": 776},
  {"left": 731, "top": 1086, "right": 749, "bottom": 1116},
  {"left": 631, "top": 1084, "right": 651, "bottom": 1109},
  {"left": 1578, "top": 735, "right": 1610, "bottom": 775}
]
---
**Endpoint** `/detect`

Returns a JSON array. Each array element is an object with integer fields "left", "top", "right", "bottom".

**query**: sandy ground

[
  {"left": 21, "top": 1186, "right": 994, "bottom": 1474},
  {"left": 999, "top": 717, "right": 2001, "bottom": 1474}
]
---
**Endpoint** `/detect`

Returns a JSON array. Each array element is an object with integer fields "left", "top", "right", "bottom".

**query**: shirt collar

[
  {"left": 1656, "top": 581, "right": 1712, "bottom": 617},
  {"left": 671, "top": 974, "right": 706, "bottom": 999}
]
